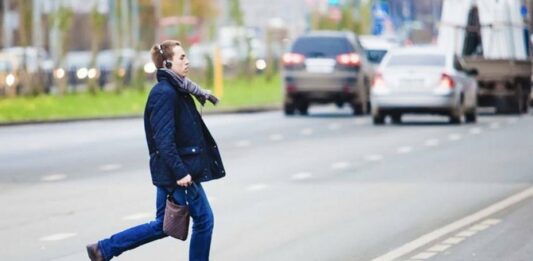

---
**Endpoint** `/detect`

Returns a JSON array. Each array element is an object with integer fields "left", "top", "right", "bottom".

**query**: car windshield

[
  {"left": 385, "top": 54, "right": 446, "bottom": 67},
  {"left": 366, "top": 50, "right": 388, "bottom": 64},
  {"left": 291, "top": 37, "right": 354, "bottom": 58}
]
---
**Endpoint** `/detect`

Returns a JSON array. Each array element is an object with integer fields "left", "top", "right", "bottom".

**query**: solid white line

[
  {"left": 371, "top": 186, "right": 533, "bottom": 261},
  {"left": 123, "top": 212, "right": 152, "bottom": 221},
  {"left": 481, "top": 219, "right": 501, "bottom": 225},
  {"left": 41, "top": 174, "right": 67, "bottom": 182},
  {"left": 246, "top": 184, "right": 269, "bottom": 192},
  {"left": 99, "top": 164, "right": 122, "bottom": 172},
  {"left": 397, "top": 146, "right": 413, "bottom": 154},
  {"left": 235, "top": 140, "right": 251, "bottom": 147},
  {"left": 291, "top": 172, "right": 312, "bottom": 180},
  {"left": 39, "top": 233, "right": 77, "bottom": 241},
  {"left": 269, "top": 134, "right": 284, "bottom": 141}
]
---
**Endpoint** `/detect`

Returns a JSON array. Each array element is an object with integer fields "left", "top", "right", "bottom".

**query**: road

[{"left": 0, "top": 106, "right": 532, "bottom": 261}]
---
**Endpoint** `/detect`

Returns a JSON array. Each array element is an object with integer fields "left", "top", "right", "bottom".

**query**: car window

[
  {"left": 385, "top": 54, "right": 445, "bottom": 67},
  {"left": 366, "top": 50, "right": 388, "bottom": 64},
  {"left": 291, "top": 37, "right": 355, "bottom": 58}
]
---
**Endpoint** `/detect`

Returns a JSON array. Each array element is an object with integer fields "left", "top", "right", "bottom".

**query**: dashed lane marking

[
  {"left": 291, "top": 172, "right": 312, "bottom": 180},
  {"left": 41, "top": 174, "right": 67, "bottom": 182},
  {"left": 98, "top": 164, "right": 122, "bottom": 172},
  {"left": 123, "top": 212, "right": 152, "bottom": 221},
  {"left": 39, "top": 233, "right": 77, "bottom": 242}
]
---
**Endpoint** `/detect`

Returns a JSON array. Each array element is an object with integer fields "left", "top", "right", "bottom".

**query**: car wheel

[
  {"left": 373, "top": 113, "right": 385, "bottom": 125},
  {"left": 298, "top": 102, "right": 309, "bottom": 115},
  {"left": 391, "top": 113, "right": 402, "bottom": 124},
  {"left": 284, "top": 103, "right": 296, "bottom": 116},
  {"left": 465, "top": 108, "right": 477, "bottom": 123}
]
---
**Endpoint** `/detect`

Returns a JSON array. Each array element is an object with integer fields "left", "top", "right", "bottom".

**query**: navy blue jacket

[{"left": 144, "top": 79, "right": 225, "bottom": 187}]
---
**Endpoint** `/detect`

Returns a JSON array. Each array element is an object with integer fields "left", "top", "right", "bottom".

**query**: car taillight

[
  {"left": 282, "top": 53, "right": 305, "bottom": 65},
  {"left": 372, "top": 73, "right": 385, "bottom": 88},
  {"left": 336, "top": 53, "right": 361, "bottom": 67},
  {"left": 440, "top": 73, "right": 455, "bottom": 88}
]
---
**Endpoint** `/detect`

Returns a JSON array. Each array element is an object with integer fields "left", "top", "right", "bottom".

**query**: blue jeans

[{"left": 98, "top": 183, "right": 214, "bottom": 261}]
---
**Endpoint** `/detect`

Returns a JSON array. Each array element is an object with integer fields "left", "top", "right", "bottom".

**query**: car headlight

[
  {"left": 77, "top": 68, "right": 88, "bottom": 79},
  {"left": 5, "top": 73, "right": 15, "bottom": 86},
  {"left": 88, "top": 68, "right": 98, "bottom": 79},
  {"left": 255, "top": 59, "right": 267, "bottom": 71},
  {"left": 54, "top": 68, "right": 65, "bottom": 79},
  {"left": 144, "top": 62, "right": 156, "bottom": 74}
]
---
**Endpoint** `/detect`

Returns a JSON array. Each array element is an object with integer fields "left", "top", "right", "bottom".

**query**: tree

[
  {"left": 49, "top": 6, "right": 74, "bottom": 96},
  {"left": 88, "top": 7, "right": 106, "bottom": 95}
]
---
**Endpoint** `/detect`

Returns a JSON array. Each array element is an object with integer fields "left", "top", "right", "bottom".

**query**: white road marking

[
  {"left": 365, "top": 154, "right": 384, "bottom": 162},
  {"left": 410, "top": 252, "right": 437, "bottom": 260},
  {"left": 489, "top": 122, "right": 501, "bottom": 129},
  {"left": 246, "top": 184, "right": 269, "bottom": 192},
  {"left": 331, "top": 161, "right": 350, "bottom": 170},
  {"left": 371, "top": 186, "right": 533, "bottom": 261},
  {"left": 99, "top": 164, "right": 122, "bottom": 172},
  {"left": 427, "top": 244, "right": 451, "bottom": 252},
  {"left": 269, "top": 134, "right": 284, "bottom": 141},
  {"left": 123, "top": 212, "right": 152, "bottom": 221},
  {"left": 39, "top": 233, "right": 77, "bottom": 241},
  {"left": 355, "top": 119, "right": 367, "bottom": 126},
  {"left": 442, "top": 237, "right": 465, "bottom": 245},
  {"left": 235, "top": 140, "right": 251, "bottom": 147},
  {"left": 469, "top": 223, "right": 490, "bottom": 231},
  {"left": 291, "top": 172, "right": 312, "bottom": 180},
  {"left": 424, "top": 139, "right": 440, "bottom": 147},
  {"left": 469, "top": 128, "right": 482, "bottom": 135},
  {"left": 328, "top": 123, "right": 342, "bottom": 130},
  {"left": 397, "top": 146, "right": 413, "bottom": 154},
  {"left": 507, "top": 118, "right": 518, "bottom": 124},
  {"left": 448, "top": 133, "right": 462, "bottom": 141},
  {"left": 301, "top": 128, "right": 314, "bottom": 135},
  {"left": 481, "top": 219, "right": 501, "bottom": 225},
  {"left": 455, "top": 229, "right": 478, "bottom": 237},
  {"left": 41, "top": 174, "right": 67, "bottom": 182}
]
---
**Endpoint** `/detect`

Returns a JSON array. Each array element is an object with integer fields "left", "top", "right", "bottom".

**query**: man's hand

[{"left": 177, "top": 174, "right": 192, "bottom": 187}]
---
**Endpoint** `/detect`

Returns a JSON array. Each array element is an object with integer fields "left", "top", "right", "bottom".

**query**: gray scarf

[{"left": 156, "top": 68, "right": 219, "bottom": 106}]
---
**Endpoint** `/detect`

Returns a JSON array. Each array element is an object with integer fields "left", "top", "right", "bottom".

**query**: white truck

[{"left": 438, "top": 0, "right": 532, "bottom": 114}]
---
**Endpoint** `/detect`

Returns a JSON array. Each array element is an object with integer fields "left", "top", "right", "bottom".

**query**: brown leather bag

[{"left": 163, "top": 189, "right": 190, "bottom": 241}]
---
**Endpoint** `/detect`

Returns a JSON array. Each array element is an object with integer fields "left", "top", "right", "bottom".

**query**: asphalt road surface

[{"left": 1, "top": 106, "right": 532, "bottom": 261}]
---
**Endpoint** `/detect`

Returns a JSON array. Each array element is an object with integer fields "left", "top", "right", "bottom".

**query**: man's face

[{"left": 169, "top": 45, "right": 190, "bottom": 77}]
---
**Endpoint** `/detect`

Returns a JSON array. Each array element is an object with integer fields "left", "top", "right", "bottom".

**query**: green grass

[{"left": 0, "top": 75, "right": 282, "bottom": 123}]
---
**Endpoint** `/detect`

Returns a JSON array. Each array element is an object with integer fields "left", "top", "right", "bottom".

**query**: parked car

[
  {"left": 3, "top": 47, "right": 53, "bottom": 93},
  {"left": 63, "top": 51, "right": 93, "bottom": 88},
  {"left": 282, "top": 31, "right": 373, "bottom": 115},
  {"left": 0, "top": 52, "right": 21, "bottom": 96},
  {"left": 97, "top": 49, "right": 135, "bottom": 87},
  {"left": 371, "top": 46, "right": 479, "bottom": 125}
]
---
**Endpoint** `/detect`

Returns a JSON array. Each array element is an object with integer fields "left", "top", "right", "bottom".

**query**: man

[{"left": 86, "top": 40, "right": 225, "bottom": 261}]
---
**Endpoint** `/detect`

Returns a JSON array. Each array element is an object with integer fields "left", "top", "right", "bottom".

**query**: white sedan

[{"left": 371, "top": 46, "right": 478, "bottom": 125}]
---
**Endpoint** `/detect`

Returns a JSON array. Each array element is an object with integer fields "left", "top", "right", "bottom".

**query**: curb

[{"left": 0, "top": 106, "right": 280, "bottom": 127}]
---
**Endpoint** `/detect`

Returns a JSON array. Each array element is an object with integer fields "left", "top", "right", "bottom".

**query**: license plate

[
  {"left": 400, "top": 79, "right": 425, "bottom": 89},
  {"left": 305, "top": 58, "right": 335, "bottom": 73}
]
